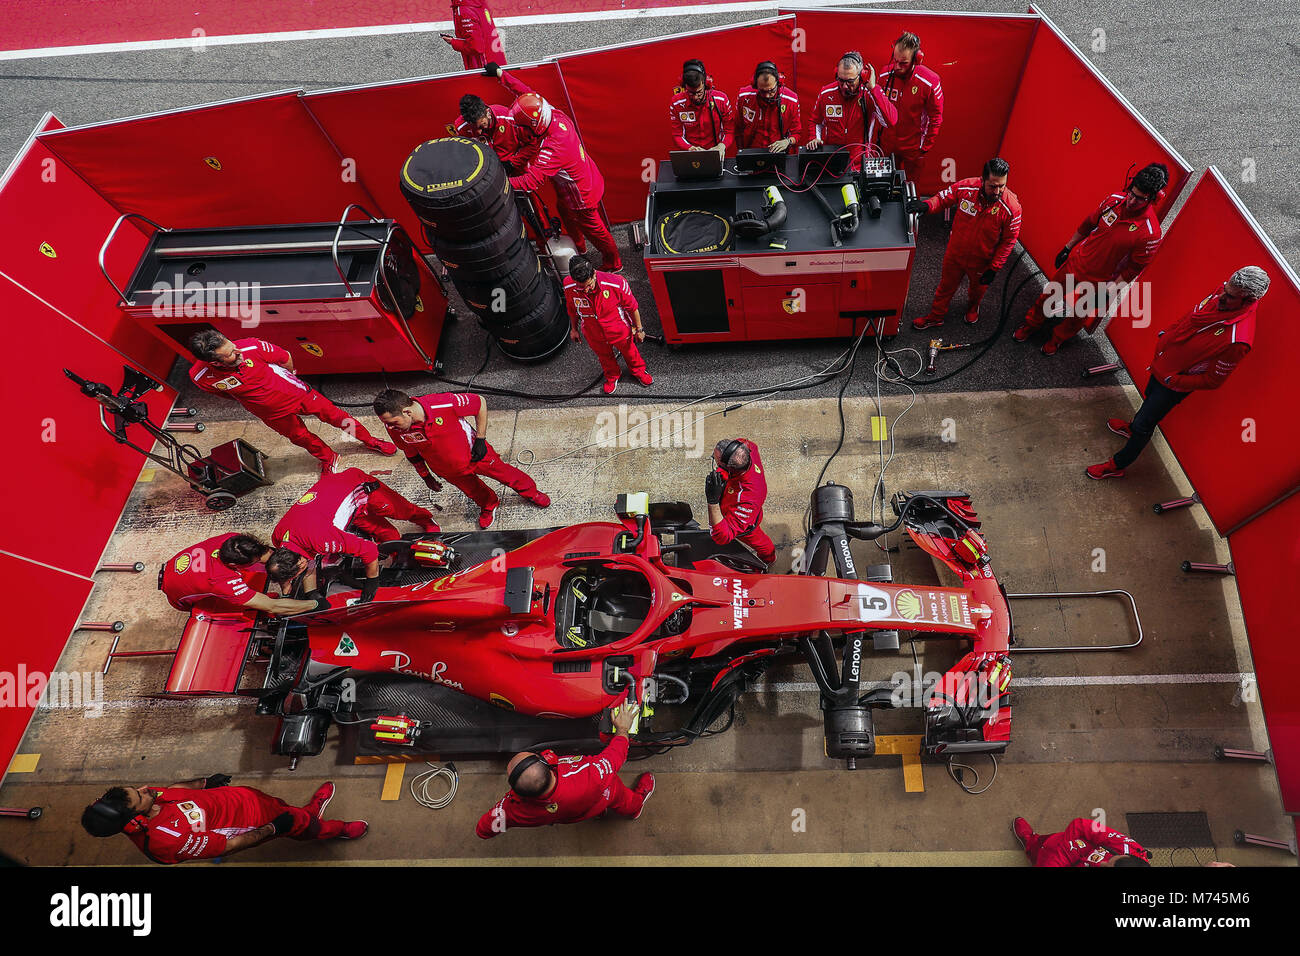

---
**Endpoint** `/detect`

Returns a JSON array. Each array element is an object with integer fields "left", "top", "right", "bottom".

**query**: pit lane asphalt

[{"left": 1, "top": 0, "right": 1296, "bottom": 411}]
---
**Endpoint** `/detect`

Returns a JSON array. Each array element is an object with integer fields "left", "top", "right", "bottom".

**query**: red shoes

[
  {"left": 912, "top": 314, "right": 944, "bottom": 330},
  {"left": 478, "top": 506, "right": 497, "bottom": 529},
  {"left": 602, "top": 378, "right": 619, "bottom": 395},
  {"left": 1011, "top": 324, "right": 1032, "bottom": 342},
  {"left": 305, "top": 782, "right": 334, "bottom": 819},
  {"left": 338, "top": 821, "right": 368, "bottom": 840},
  {"left": 1107, "top": 418, "right": 1132, "bottom": 438},
  {"left": 1040, "top": 339, "right": 1061, "bottom": 356},
  {"left": 523, "top": 491, "right": 551, "bottom": 508},
  {"left": 632, "top": 773, "right": 656, "bottom": 820},
  {"left": 632, "top": 370, "right": 654, "bottom": 387},
  {"left": 1085, "top": 458, "right": 1126, "bottom": 480},
  {"left": 367, "top": 439, "right": 398, "bottom": 456},
  {"left": 1012, "top": 817, "right": 1034, "bottom": 850}
]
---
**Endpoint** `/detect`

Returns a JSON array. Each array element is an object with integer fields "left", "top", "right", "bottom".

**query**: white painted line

[
  {"left": 758, "top": 673, "right": 1254, "bottom": 693},
  {"left": 0, "top": 0, "right": 905, "bottom": 61}
]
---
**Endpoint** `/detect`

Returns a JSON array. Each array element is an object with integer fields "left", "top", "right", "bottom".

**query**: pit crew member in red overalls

[
  {"left": 1086, "top": 266, "right": 1268, "bottom": 480},
  {"left": 269, "top": 466, "right": 438, "bottom": 603},
  {"left": 805, "top": 51, "right": 897, "bottom": 170},
  {"left": 706, "top": 438, "right": 776, "bottom": 565},
  {"left": 501, "top": 71, "right": 622, "bottom": 271},
  {"left": 448, "top": 92, "right": 534, "bottom": 170},
  {"left": 1013, "top": 163, "right": 1167, "bottom": 354},
  {"left": 159, "top": 532, "right": 319, "bottom": 616},
  {"left": 187, "top": 330, "right": 395, "bottom": 469},
  {"left": 475, "top": 699, "right": 654, "bottom": 838},
  {"left": 563, "top": 254, "right": 652, "bottom": 395},
  {"left": 735, "top": 61, "right": 801, "bottom": 153},
  {"left": 909, "top": 158, "right": 1022, "bottom": 328},
  {"left": 440, "top": 0, "right": 505, "bottom": 71},
  {"left": 874, "top": 32, "right": 943, "bottom": 186},
  {"left": 82, "top": 775, "right": 365, "bottom": 863},
  {"left": 1013, "top": 815, "right": 1151, "bottom": 867},
  {"left": 373, "top": 388, "right": 550, "bottom": 530},
  {"left": 670, "top": 58, "right": 734, "bottom": 155}
]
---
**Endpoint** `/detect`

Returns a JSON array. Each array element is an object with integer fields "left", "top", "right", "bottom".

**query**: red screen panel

[
  {"left": 780, "top": 9, "right": 1037, "bottom": 197},
  {"left": 557, "top": 18, "right": 797, "bottom": 223},
  {"left": 302, "top": 64, "right": 572, "bottom": 250},
  {"left": 1001, "top": 7, "right": 1191, "bottom": 270},
  {"left": 1105, "top": 169, "right": 1300, "bottom": 535},
  {"left": 0, "top": 554, "right": 95, "bottom": 787},
  {"left": 0, "top": 276, "right": 177, "bottom": 577},
  {"left": 0, "top": 114, "right": 175, "bottom": 381},
  {"left": 37, "top": 92, "right": 376, "bottom": 230},
  {"left": 1229, "top": 491, "right": 1300, "bottom": 813}
]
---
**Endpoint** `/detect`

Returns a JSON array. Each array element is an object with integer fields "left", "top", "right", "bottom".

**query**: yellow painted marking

[
  {"left": 138, "top": 469, "right": 156, "bottom": 482},
  {"left": 9, "top": 754, "right": 40, "bottom": 773},
  {"left": 381, "top": 762, "right": 405, "bottom": 801},
  {"left": 874, "top": 734, "right": 924, "bottom": 792},
  {"left": 870, "top": 416, "right": 888, "bottom": 442}
]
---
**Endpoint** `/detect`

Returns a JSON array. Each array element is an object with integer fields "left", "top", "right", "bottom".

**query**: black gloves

[
  {"left": 484, "top": 62, "right": 502, "bottom": 78},
  {"left": 470, "top": 436, "right": 488, "bottom": 463},
  {"left": 359, "top": 577, "right": 380, "bottom": 604},
  {"left": 271, "top": 812, "right": 295, "bottom": 836},
  {"left": 305, "top": 590, "right": 331, "bottom": 613},
  {"left": 1055, "top": 246, "right": 1071, "bottom": 268},
  {"left": 421, "top": 473, "right": 443, "bottom": 493},
  {"left": 705, "top": 470, "right": 727, "bottom": 505},
  {"left": 361, "top": 480, "right": 381, "bottom": 493},
  {"left": 980, "top": 268, "right": 996, "bottom": 286},
  {"left": 203, "top": 773, "right": 231, "bottom": 789},
  {"left": 905, "top": 198, "right": 928, "bottom": 216}
]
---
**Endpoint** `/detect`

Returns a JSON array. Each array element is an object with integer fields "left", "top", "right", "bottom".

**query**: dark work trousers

[{"left": 1114, "top": 376, "right": 1190, "bottom": 469}]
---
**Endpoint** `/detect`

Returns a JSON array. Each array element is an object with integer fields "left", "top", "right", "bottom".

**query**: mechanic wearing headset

[
  {"left": 670, "top": 58, "right": 734, "bottom": 155},
  {"left": 373, "top": 388, "right": 551, "bottom": 530},
  {"left": 187, "top": 330, "right": 396, "bottom": 471},
  {"left": 475, "top": 698, "right": 654, "bottom": 838},
  {"left": 81, "top": 775, "right": 365, "bottom": 863},
  {"left": 268, "top": 465, "right": 439, "bottom": 604},
  {"left": 735, "top": 60, "right": 802, "bottom": 154},
  {"left": 909, "top": 157, "right": 1022, "bottom": 329},
  {"left": 1013, "top": 815, "right": 1150, "bottom": 867},
  {"left": 706, "top": 437, "right": 776, "bottom": 565},
  {"left": 564, "top": 253, "right": 653, "bottom": 395},
  {"left": 1087, "top": 266, "right": 1268, "bottom": 480},
  {"left": 805, "top": 51, "right": 897, "bottom": 170},
  {"left": 874, "top": 32, "right": 944, "bottom": 185},
  {"left": 439, "top": 0, "right": 505, "bottom": 71},
  {"left": 159, "top": 532, "right": 319, "bottom": 616},
  {"left": 1014, "top": 162, "right": 1168, "bottom": 355}
]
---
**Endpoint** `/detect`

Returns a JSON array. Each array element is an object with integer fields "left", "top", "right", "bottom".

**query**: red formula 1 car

[{"left": 220, "top": 482, "right": 1011, "bottom": 769}]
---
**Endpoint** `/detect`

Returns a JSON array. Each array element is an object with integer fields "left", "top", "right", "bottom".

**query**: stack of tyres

[{"left": 400, "top": 137, "right": 567, "bottom": 362}]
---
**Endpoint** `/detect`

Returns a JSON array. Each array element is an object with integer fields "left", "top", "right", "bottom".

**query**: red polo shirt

[{"left": 383, "top": 392, "right": 481, "bottom": 476}]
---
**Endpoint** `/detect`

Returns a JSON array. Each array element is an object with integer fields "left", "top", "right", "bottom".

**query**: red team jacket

[
  {"left": 925, "top": 178, "right": 1023, "bottom": 269},
  {"left": 508, "top": 107, "right": 605, "bottom": 209},
  {"left": 1066, "top": 193, "right": 1163, "bottom": 282},
  {"left": 810, "top": 80, "right": 898, "bottom": 159},
  {"left": 272, "top": 467, "right": 380, "bottom": 565},
  {"left": 382, "top": 392, "right": 482, "bottom": 477},
  {"left": 734, "top": 85, "right": 802, "bottom": 150},
  {"left": 443, "top": 0, "right": 505, "bottom": 70},
  {"left": 447, "top": 104, "right": 535, "bottom": 166},
  {"left": 159, "top": 532, "right": 258, "bottom": 612},
  {"left": 562, "top": 272, "right": 639, "bottom": 343},
  {"left": 669, "top": 87, "right": 735, "bottom": 150},
  {"left": 710, "top": 439, "right": 768, "bottom": 544},
  {"left": 188, "top": 337, "right": 313, "bottom": 419},
  {"left": 875, "top": 60, "right": 944, "bottom": 157},
  {"left": 1032, "top": 817, "right": 1151, "bottom": 867},
  {"left": 127, "top": 786, "right": 289, "bottom": 864},
  {"left": 1149, "top": 289, "right": 1257, "bottom": 391},
  {"left": 475, "top": 737, "right": 632, "bottom": 838}
]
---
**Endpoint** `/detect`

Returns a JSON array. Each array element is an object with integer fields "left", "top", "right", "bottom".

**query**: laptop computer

[
  {"left": 669, "top": 149, "right": 724, "bottom": 181},
  {"left": 735, "top": 148, "right": 782, "bottom": 175},
  {"left": 798, "top": 147, "right": 852, "bottom": 180}
]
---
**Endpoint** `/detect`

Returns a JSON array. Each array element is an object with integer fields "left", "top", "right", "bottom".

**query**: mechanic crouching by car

[
  {"left": 475, "top": 698, "right": 654, "bottom": 838},
  {"left": 706, "top": 438, "right": 776, "bottom": 566},
  {"left": 1013, "top": 815, "right": 1150, "bottom": 867},
  {"left": 160, "top": 532, "right": 319, "bottom": 616},
  {"left": 81, "top": 774, "right": 365, "bottom": 863}
]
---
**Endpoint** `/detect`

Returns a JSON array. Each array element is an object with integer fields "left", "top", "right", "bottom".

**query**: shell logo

[
  {"left": 297, "top": 492, "right": 316, "bottom": 505},
  {"left": 896, "top": 589, "right": 922, "bottom": 621},
  {"left": 174, "top": 554, "right": 192, "bottom": 573}
]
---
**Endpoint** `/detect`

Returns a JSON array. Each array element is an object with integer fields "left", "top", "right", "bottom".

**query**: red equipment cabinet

[
  {"left": 643, "top": 159, "right": 915, "bottom": 344},
  {"left": 102, "top": 206, "right": 448, "bottom": 375}
]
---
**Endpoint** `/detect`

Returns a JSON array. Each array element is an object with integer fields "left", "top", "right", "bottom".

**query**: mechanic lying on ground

[
  {"left": 706, "top": 438, "right": 776, "bottom": 565},
  {"left": 1013, "top": 815, "right": 1151, "bottom": 867},
  {"left": 82, "top": 775, "right": 365, "bottom": 863},
  {"left": 268, "top": 466, "right": 439, "bottom": 604},
  {"left": 160, "top": 532, "right": 319, "bottom": 616},
  {"left": 476, "top": 699, "right": 655, "bottom": 838},
  {"left": 373, "top": 387, "right": 550, "bottom": 530},
  {"left": 1087, "top": 265, "right": 1269, "bottom": 480}
]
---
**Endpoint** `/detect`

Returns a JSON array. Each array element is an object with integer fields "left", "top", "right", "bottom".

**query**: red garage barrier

[
  {"left": 1000, "top": 7, "right": 1191, "bottom": 271},
  {"left": 779, "top": 8, "right": 1037, "bottom": 197},
  {"left": 556, "top": 17, "right": 797, "bottom": 223},
  {"left": 0, "top": 275, "right": 176, "bottom": 577},
  {"left": 0, "top": 553, "right": 96, "bottom": 787},
  {"left": 37, "top": 91, "right": 379, "bottom": 230},
  {"left": 1106, "top": 168, "right": 1300, "bottom": 535},
  {"left": 302, "top": 63, "right": 573, "bottom": 253},
  {"left": 1228, "top": 491, "right": 1300, "bottom": 814},
  {"left": 0, "top": 114, "right": 174, "bottom": 381}
]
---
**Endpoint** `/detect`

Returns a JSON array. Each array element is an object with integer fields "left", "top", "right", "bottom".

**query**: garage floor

[{"left": 0, "top": 386, "right": 1288, "bottom": 865}]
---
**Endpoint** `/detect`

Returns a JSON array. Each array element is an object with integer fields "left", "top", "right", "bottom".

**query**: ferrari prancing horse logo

[
  {"left": 1071, "top": 128, "right": 1082, "bottom": 145},
  {"left": 301, "top": 342, "right": 324, "bottom": 357},
  {"left": 39, "top": 242, "right": 56, "bottom": 258},
  {"left": 204, "top": 156, "right": 222, "bottom": 170}
]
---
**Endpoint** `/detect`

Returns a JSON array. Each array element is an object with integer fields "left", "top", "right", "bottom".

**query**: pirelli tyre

[
  {"left": 400, "top": 137, "right": 513, "bottom": 242},
  {"left": 452, "top": 260, "right": 550, "bottom": 318},
  {"left": 487, "top": 282, "right": 569, "bottom": 362},
  {"left": 434, "top": 215, "right": 536, "bottom": 281}
]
